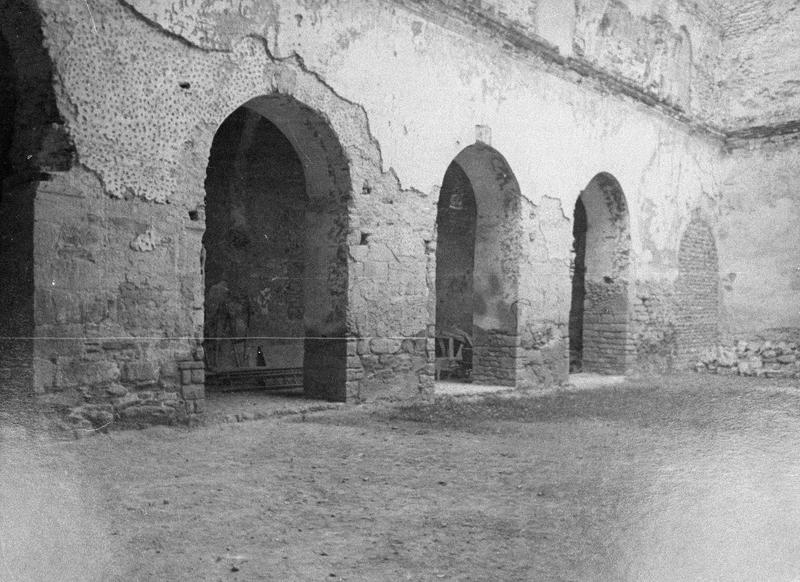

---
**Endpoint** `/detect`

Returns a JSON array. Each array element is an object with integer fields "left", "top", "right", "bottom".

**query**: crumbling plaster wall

[
  {"left": 717, "top": 139, "right": 800, "bottom": 341},
  {"left": 31, "top": 0, "right": 726, "bottom": 399}
]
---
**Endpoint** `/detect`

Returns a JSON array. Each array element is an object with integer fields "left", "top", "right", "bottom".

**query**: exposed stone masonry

[
  {"left": 675, "top": 217, "right": 720, "bottom": 366},
  {"left": 582, "top": 280, "right": 635, "bottom": 374},
  {"left": 471, "top": 330, "right": 523, "bottom": 386},
  {"left": 696, "top": 341, "right": 800, "bottom": 379}
]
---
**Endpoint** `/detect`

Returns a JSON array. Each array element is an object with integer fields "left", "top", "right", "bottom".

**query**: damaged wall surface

[{"left": 0, "top": 0, "right": 797, "bottom": 418}]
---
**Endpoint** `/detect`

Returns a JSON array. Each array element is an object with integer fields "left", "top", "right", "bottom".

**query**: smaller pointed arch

[
  {"left": 675, "top": 215, "right": 719, "bottom": 366},
  {"left": 569, "top": 172, "right": 634, "bottom": 374},
  {"left": 434, "top": 142, "right": 524, "bottom": 386}
]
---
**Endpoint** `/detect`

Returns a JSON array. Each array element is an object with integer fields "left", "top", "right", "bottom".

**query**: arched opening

[
  {"left": 675, "top": 217, "right": 719, "bottom": 365},
  {"left": 569, "top": 173, "right": 633, "bottom": 374},
  {"left": 202, "top": 95, "right": 350, "bottom": 401},
  {"left": 435, "top": 143, "right": 523, "bottom": 386},
  {"left": 434, "top": 162, "right": 477, "bottom": 382}
]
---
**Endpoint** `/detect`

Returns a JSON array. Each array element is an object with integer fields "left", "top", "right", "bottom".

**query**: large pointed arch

[{"left": 202, "top": 94, "right": 351, "bottom": 401}]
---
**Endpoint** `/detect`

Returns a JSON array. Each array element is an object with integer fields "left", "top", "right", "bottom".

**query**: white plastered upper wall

[{"left": 42, "top": 0, "right": 723, "bottom": 282}]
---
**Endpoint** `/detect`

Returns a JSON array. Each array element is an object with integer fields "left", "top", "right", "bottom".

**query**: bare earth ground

[{"left": 2, "top": 374, "right": 800, "bottom": 581}]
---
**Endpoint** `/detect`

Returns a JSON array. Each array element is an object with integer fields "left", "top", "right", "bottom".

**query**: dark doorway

[
  {"left": 203, "top": 107, "right": 307, "bottom": 372},
  {"left": 202, "top": 96, "right": 351, "bottom": 401},
  {"left": 434, "top": 161, "right": 476, "bottom": 381},
  {"left": 569, "top": 197, "right": 587, "bottom": 371}
]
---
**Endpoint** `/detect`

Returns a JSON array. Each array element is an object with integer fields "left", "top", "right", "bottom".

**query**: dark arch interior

[
  {"left": 569, "top": 197, "right": 587, "bottom": 371},
  {"left": 0, "top": 29, "right": 34, "bottom": 400},
  {"left": 203, "top": 107, "right": 307, "bottom": 372},
  {"left": 202, "top": 99, "right": 350, "bottom": 401},
  {"left": 434, "top": 161, "right": 477, "bottom": 381},
  {"left": 0, "top": 31, "right": 14, "bottom": 199}
]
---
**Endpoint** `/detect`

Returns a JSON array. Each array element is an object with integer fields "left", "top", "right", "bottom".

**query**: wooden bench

[{"left": 207, "top": 367, "right": 303, "bottom": 392}]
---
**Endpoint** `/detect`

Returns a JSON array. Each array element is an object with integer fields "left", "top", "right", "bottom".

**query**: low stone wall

[
  {"left": 61, "top": 356, "right": 204, "bottom": 436},
  {"left": 695, "top": 341, "right": 800, "bottom": 378},
  {"left": 65, "top": 384, "right": 187, "bottom": 436}
]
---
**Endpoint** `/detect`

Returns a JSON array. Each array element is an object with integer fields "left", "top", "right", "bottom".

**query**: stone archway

[
  {"left": 435, "top": 143, "right": 523, "bottom": 386},
  {"left": 569, "top": 173, "right": 633, "bottom": 374},
  {"left": 675, "top": 216, "right": 719, "bottom": 366},
  {"left": 202, "top": 95, "right": 351, "bottom": 401}
]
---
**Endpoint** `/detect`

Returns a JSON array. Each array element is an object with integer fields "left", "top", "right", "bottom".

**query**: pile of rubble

[{"left": 695, "top": 341, "right": 799, "bottom": 378}]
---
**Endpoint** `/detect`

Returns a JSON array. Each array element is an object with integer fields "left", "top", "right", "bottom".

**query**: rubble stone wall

[{"left": 696, "top": 340, "right": 800, "bottom": 379}]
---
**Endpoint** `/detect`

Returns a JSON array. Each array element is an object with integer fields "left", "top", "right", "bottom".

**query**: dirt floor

[{"left": 3, "top": 373, "right": 800, "bottom": 581}]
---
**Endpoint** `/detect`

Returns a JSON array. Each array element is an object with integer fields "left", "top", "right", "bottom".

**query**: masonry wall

[
  {"left": 31, "top": 170, "right": 202, "bottom": 398},
  {"left": 718, "top": 138, "right": 800, "bottom": 342},
  {"left": 15, "top": 0, "right": 756, "bottom": 407},
  {"left": 675, "top": 217, "right": 720, "bottom": 365},
  {"left": 718, "top": 2, "right": 800, "bottom": 128}
]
